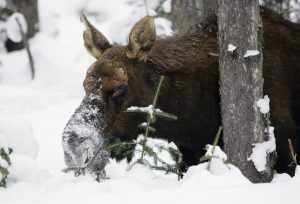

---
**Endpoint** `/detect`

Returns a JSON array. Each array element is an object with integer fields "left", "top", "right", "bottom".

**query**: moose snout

[{"left": 62, "top": 93, "right": 110, "bottom": 171}]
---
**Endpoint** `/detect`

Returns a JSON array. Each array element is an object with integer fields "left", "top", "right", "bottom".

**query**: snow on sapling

[
  {"left": 200, "top": 127, "right": 230, "bottom": 174},
  {"left": 109, "top": 76, "right": 184, "bottom": 179},
  {"left": 0, "top": 4, "right": 27, "bottom": 51},
  {"left": 6, "top": 13, "right": 27, "bottom": 43},
  {"left": 0, "top": 135, "right": 12, "bottom": 188}
]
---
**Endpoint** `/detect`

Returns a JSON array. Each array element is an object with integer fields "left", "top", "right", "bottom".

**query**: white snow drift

[{"left": 0, "top": 1, "right": 300, "bottom": 204}]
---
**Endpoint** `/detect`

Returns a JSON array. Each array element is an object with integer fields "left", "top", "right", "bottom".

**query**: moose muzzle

[{"left": 62, "top": 94, "right": 110, "bottom": 172}]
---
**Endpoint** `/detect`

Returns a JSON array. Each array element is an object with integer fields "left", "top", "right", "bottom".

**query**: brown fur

[{"left": 79, "top": 8, "right": 300, "bottom": 175}]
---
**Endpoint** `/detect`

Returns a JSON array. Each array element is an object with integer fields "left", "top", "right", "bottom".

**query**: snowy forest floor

[{"left": 0, "top": 0, "right": 300, "bottom": 203}]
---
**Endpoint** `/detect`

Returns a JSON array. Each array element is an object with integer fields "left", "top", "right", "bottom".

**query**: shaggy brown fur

[{"left": 75, "top": 8, "right": 300, "bottom": 176}]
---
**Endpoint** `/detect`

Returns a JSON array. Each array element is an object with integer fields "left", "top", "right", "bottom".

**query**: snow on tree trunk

[
  {"left": 218, "top": 0, "right": 274, "bottom": 183},
  {"left": 171, "top": 0, "right": 217, "bottom": 33}
]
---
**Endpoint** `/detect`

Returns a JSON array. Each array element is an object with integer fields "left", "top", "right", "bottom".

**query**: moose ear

[
  {"left": 80, "top": 14, "right": 111, "bottom": 59},
  {"left": 126, "top": 16, "right": 156, "bottom": 61}
]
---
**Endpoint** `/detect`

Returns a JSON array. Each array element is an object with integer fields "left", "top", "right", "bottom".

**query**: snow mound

[
  {"left": 0, "top": 50, "right": 32, "bottom": 85},
  {"left": 182, "top": 163, "right": 250, "bottom": 188},
  {"left": 132, "top": 135, "right": 180, "bottom": 169},
  {"left": 204, "top": 145, "right": 230, "bottom": 175},
  {"left": 0, "top": 120, "right": 40, "bottom": 186},
  {"left": 0, "top": 119, "right": 38, "bottom": 159},
  {"left": 9, "top": 154, "right": 38, "bottom": 182}
]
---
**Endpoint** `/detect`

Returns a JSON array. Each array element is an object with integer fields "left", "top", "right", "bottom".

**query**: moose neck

[
  {"left": 145, "top": 33, "right": 221, "bottom": 157},
  {"left": 147, "top": 30, "right": 219, "bottom": 74}
]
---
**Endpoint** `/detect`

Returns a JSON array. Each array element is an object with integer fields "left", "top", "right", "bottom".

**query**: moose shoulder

[{"left": 62, "top": 8, "right": 300, "bottom": 176}]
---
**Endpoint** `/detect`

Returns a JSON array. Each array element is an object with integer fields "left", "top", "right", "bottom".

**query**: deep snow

[{"left": 0, "top": 0, "right": 300, "bottom": 204}]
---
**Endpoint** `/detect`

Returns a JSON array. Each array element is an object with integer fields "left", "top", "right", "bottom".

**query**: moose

[{"left": 62, "top": 8, "right": 300, "bottom": 177}]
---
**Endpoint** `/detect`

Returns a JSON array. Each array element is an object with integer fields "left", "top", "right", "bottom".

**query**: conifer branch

[
  {"left": 0, "top": 147, "right": 12, "bottom": 188},
  {"left": 110, "top": 75, "right": 183, "bottom": 179}
]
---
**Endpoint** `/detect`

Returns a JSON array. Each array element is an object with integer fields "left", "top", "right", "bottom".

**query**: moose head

[{"left": 62, "top": 15, "right": 161, "bottom": 171}]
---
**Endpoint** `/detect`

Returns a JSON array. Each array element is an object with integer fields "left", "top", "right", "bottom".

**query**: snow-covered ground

[{"left": 0, "top": 0, "right": 300, "bottom": 203}]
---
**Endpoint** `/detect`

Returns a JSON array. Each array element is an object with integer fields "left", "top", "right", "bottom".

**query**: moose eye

[{"left": 112, "top": 85, "right": 128, "bottom": 106}]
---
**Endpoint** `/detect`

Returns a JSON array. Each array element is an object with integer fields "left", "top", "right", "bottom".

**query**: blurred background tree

[
  {"left": 171, "top": 0, "right": 217, "bottom": 33},
  {"left": 0, "top": 0, "right": 39, "bottom": 51},
  {"left": 170, "top": 0, "right": 299, "bottom": 34},
  {"left": 264, "top": 0, "right": 300, "bottom": 21}
]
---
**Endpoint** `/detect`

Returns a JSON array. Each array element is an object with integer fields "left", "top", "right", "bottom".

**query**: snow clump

[{"left": 6, "top": 12, "right": 27, "bottom": 43}]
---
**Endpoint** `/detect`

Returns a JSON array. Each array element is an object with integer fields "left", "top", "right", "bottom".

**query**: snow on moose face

[
  {"left": 62, "top": 94, "right": 110, "bottom": 171},
  {"left": 62, "top": 15, "right": 156, "bottom": 171}
]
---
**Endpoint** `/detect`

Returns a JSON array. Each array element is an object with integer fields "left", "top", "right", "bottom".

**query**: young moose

[{"left": 62, "top": 9, "right": 300, "bottom": 177}]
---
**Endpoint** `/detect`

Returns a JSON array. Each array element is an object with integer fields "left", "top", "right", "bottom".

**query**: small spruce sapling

[
  {"left": 0, "top": 147, "right": 12, "bottom": 188},
  {"left": 200, "top": 127, "right": 229, "bottom": 171},
  {"left": 110, "top": 76, "right": 184, "bottom": 179}
]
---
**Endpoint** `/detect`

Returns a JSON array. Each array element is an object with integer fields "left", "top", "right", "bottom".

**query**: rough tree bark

[
  {"left": 5, "top": 0, "right": 39, "bottom": 51},
  {"left": 218, "top": 0, "right": 274, "bottom": 182},
  {"left": 171, "top": 0, "right": 217, "bottom": 33}
]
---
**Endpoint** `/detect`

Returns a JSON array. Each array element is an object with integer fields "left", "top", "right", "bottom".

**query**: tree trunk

[
  {"left": 5, "top": 0, "right": 39, "bottom": 51},
  {"left": 171, "top": 0, "right": 217, "bottom": 33},
  {"left": 7, "top": 0, "right": 39, "bottom": 38},
  {"left": 218, "top": 0, "right": 274, "bottom": 183}
]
